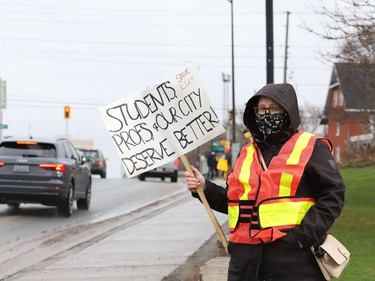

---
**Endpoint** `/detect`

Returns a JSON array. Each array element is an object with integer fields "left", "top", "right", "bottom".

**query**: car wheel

[
  {"left": 138, "top": 174, "right": 145, "bottom": 181},
  {"left": 58, "top": 182, "right": 74, "bottom": 217},
  {"left": 171, "top": 171, "right": 178, "bottom": 182},
  {"left": 7, "top": 203, "right": 20, "bottom": 209},
  {"left": 77, "top": 180, "right": 91, "bottom": 210},
  {"left": 101, "top": 171, "right": 106, "bottom": 179}
]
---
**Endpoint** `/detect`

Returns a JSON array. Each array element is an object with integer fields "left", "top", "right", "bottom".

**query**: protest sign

[{"left": 99, "top": 63, "right": 226, "bottom": 178}]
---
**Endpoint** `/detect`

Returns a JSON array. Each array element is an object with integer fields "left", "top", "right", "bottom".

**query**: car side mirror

[{"left": 81, "top": 155, "right": 89, "bottom": 164}]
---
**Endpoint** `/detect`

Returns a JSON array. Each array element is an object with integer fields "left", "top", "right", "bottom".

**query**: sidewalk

[
  {"left": 198, "top": 217, "right": 230, "bottom": 281},
  {"left": 200, "top": 256, "right": 230, "bottom": 281},
  {"left": 8, "top": 191, "right": 229, "bottom": 281}
]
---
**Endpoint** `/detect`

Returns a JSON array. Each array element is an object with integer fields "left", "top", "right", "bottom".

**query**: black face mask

[{"left": 255, "top": 112, "right": 290, "bottom": 136}]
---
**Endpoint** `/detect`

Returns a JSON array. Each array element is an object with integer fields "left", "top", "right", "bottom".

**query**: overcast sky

[{"left": 0, "top": 0, "right": 337, "bottom": 178}]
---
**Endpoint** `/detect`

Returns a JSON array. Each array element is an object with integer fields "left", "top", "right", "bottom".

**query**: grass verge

[{"left": 330, "top": 165, "right": 375, "bottom": 280}]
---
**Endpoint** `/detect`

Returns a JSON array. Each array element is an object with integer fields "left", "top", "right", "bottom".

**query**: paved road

[{"left": 3, "top": 187, "right": 228, "bottom": 281}]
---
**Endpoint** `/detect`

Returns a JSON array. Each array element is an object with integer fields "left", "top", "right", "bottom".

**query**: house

[{"left": 320, "top": 63, "right": 375, "bottom": 163}]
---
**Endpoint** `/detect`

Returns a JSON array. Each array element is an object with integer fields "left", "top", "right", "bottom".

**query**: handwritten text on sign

[{"left": 99, "top": 63, "right": 225, "bottom": 178}]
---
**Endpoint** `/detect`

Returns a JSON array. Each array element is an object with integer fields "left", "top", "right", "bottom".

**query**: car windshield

[
  {"left": 80, "top": 149, "right": 98, "bottom": 159},
  {"left": 0, "top": 141, "right": 56, "bottom": 158}
]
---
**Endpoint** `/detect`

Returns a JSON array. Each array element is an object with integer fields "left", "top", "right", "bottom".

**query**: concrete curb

[{"left": 199, "top": 256, "right": 230, "bottom": 281}]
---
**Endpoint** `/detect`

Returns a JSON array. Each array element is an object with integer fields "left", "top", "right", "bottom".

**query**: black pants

[
  {"left": 227, "top": 238, "right": 325, "bottom": 281},
  {"left": 208, "top": 166, "right": 216, "bottom": 179}
]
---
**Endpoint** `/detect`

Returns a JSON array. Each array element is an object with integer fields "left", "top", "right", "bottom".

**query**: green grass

[{"left": 329, "top": 165, "right": 375, "bottom": 280}]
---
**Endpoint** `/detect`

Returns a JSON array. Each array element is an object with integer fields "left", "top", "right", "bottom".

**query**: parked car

[
  {"left": 0, "top": 137, "right": 92, "bottom": 217},
  {"left": 138, "top": 159, "right": 179, "bottom": 182},
  {"left": 78, "top": 148, "right": 107, "bottom": 178}
]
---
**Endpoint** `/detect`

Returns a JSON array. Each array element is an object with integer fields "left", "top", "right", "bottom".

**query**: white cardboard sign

[{"left": 98, "top": 63, "right": 225, "bottom": 178}]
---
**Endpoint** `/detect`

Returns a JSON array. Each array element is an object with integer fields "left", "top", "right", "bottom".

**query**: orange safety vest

[{"left": 227, "top": 131, "right": 331, "bottom": 244}]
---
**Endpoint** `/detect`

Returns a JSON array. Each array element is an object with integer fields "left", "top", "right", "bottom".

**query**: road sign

[
  {"left": 0, "top": 124, "right": 8, "bottom": 129},
  {"left": 212, "top": 139, "right": 230, "bottom": 152}
]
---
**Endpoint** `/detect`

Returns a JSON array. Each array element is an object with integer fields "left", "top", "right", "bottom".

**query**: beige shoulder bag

[{"left": 311, "top": 234, "right": 350, "bottom": 280}]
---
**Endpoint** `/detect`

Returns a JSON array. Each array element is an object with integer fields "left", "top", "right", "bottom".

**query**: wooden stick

[{"left": 180, "top": 154, "right": 228, "bottom": 254}]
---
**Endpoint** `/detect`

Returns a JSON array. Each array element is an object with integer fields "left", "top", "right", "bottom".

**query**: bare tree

[
  {"left": 299, "top": 104, "right": 324, "bottom": 135},
  {"left": 304, "top": 1, "right": 375, "bottom": 163},
  {"left": 306, "top": 0, "right": 375, "bottom": 63}
]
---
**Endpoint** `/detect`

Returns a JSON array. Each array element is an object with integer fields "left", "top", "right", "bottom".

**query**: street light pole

[
  {"left": 228, "top": 0, "right": 236, "bottom": 143},
  {"left": 266, "top": 0, "right": 274, "bottom": 84},
  {"left": 283, "top": 11, "right": 290, "bottom": 83},
  {"left": 222, "top": 73, "right": 231, "bottom": 141},
  {"left": 0, "top": 78, "right": 6, "bottom": 142}
]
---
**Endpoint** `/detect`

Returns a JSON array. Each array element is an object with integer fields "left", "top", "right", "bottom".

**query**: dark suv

[
  {"left": 0, "top": 137, "right": 92, "bottom": 217},
  {"left": 138, "top": 159, "right": 179, "bottom": 182},
  {"left": 78, "top": 148, "right": 107, "bottom": 178}
]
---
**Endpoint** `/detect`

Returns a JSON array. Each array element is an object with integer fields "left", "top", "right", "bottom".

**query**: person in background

[
  {"left": 199, "top": 153, "right": 209, "bottom": 178},
  {"left": 184, "top": 83, "right": 345, "bottom": 281},
  {"left": 216, "top": 154, "right": 229, "bottom": 178},
  {"left": 207, "top": 151, "right": 217, "bottom": 180}
]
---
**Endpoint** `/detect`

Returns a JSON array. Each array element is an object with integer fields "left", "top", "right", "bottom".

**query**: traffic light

[{"left": 64, "top": 105, "right": 71, "bottom": 119}]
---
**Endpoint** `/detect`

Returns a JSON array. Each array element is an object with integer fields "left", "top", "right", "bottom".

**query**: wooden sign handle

[{"left": 180, "top": 154, "right": 228, "bottom": 254}]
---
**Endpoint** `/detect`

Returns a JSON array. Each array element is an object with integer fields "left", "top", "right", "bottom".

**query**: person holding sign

[{"left": 185, "top": 83, "right": 345, "bottom": 281}]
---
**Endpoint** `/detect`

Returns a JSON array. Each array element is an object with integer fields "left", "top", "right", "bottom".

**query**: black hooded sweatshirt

[{"left": 199, "top": 83, "right": 345, "bottom": 248}]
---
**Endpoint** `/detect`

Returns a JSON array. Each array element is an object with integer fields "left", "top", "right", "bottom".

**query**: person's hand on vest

[{"left": 184, "top": 165, "right": 205, "bottom": 193}]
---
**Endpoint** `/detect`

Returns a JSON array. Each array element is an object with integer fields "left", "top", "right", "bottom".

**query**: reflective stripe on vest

[
  {"left": 228, "top": 202, "right": 239, "bottom": 230},
  {"left": 258, "top": 197, "right": 315, "bottom": 228},
  {"left": 278, "top": 132, "right": 314, "bottom": 197},
  {"left": 228, "top": 144, "right": 257, "bottom": 231},
  {"left": 227, "top": 131, "right": 325, "bottom": 244}
]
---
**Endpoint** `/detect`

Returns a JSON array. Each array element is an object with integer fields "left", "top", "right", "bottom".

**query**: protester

[
  {"left": 199, "top": 153, "right": 209, "bottom": 178},
  {"left": 184, "top": 83, "right": 346, "bottom": 281},
  {"left": 216, "top": 154, "right": 229, "bottom": 178},
  {"left": 207, "top": 151, "right": 217, "bottom": 180}
]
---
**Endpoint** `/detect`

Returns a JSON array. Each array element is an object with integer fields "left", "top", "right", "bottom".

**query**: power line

[
  {"left": 0, "top": 36, "right": 332, "bottom": 49},
  {"left": 0, "top": 2, "right": 317, "bottom": 16}
]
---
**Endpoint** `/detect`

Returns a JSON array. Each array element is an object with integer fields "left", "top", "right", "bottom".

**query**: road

[
  {"left": 0, "top": 177, "right": 183, "bottom": 245},
  {"left": 0, "top": 177, "right": 187, "bottom": 279}
]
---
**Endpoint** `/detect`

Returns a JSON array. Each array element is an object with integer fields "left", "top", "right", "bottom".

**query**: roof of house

[{"left": 330, "top": 63, "right": 375, "bottom": 110}]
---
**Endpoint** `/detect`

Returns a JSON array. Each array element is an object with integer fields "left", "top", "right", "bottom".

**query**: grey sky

[{"left": 0, "top": 0, "right": 336, "bottom": 178}]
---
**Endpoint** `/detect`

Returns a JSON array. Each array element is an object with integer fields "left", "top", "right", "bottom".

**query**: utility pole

[
  {"left": 0, "top": 79, "right": 6, "bottom": 142},
  {"left": 64, "top": 105, "right": 71, "bottom": 138},
  {"left": 283, "top": 11, "right": 291, "bottom": 83},
  {"left": 266, "top": 0, "right": 274, "bottom": 84},
  {"left": 222, "top": 73, "right": 231, "bottom": 142},
  {"left": 228, "top": 0, "right": 236, "bottom": 144}
]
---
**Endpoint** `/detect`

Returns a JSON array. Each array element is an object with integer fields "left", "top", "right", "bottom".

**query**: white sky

[{"left": 0, "top": 0, "right": 338, "bottom": 178}]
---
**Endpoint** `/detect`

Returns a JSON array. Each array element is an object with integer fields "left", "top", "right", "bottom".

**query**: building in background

[{"left": 320, "top": 63, "right": 375, "bottom": 163}]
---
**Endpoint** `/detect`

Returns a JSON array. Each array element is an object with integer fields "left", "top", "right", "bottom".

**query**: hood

[{"left": 243, "top": 83, "right": 300, "bottom": 140}]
